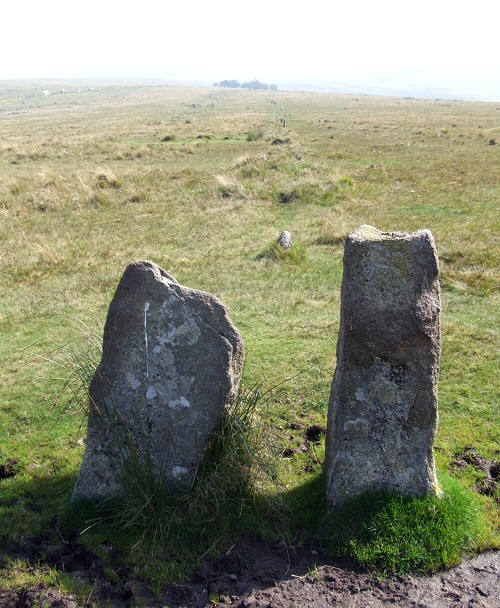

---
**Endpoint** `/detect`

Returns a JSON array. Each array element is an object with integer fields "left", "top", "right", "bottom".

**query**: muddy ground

[{"left": 1, "top": 534, "right": 499, "bottom": 608}]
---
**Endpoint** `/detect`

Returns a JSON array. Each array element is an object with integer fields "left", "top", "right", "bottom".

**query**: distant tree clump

[
  {"left": 213, "top": 79, "right": 278, "bottom": 91},
  {"left": 241, "top": 79, "right": 276, "bottom": 90},
  {"left": 216, "top": 79, "right": 240, "bottom": 88}
]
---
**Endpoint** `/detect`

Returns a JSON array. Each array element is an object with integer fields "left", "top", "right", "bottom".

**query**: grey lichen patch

[
  {"left": 73, "top": 260, "right": 244, "bottom": 501},
  {"left": 326, "top": 227, "right": 442, "bottom": 507}
]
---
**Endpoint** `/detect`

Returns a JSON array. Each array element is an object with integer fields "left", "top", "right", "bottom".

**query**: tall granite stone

[
  {"left": 73, "top": 260, "right": 244, "bottom": 500},
  {"left": 325, "top": 226, "right": 442, "bottom": 507}
]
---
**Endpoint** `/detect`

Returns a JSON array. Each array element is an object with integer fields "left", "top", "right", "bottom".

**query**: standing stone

[
  {"left": 325, "top": 226, "right": 442, "bottom": 508},
  {"left": 278, "top": 231, "right": 293, "bottom": 249},
  {"left": 73, "top": 260, "right": 244, "bottom": 500}
]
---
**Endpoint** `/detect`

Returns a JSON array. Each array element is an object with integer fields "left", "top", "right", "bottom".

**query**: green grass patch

[
  {"left": 0, "top": 558, "right": 94, "bottom": 601},
  {"left": 318, "top": 473, "right": 486, "bottom": 575},
  {"left": 398, "top": 204, "right": 468, "bottom": 216},
  {"left": 256, "top": 240, "right": 307, "bottom": 263}
]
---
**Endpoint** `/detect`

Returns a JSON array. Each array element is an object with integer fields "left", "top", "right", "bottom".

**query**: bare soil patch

[
  {"left": 451, "top": 446, "right": 500, "bottom": 497},
  {"left": 1, "top": 535, "right": 499, "bottom": 607}
]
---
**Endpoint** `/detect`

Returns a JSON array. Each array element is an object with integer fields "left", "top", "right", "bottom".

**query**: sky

[{"left": 2, "top": 0, "right": 499, "bottom": 99}]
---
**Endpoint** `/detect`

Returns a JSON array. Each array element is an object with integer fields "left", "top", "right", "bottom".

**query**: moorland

[{"left": 0, "top": 81, "right": 499, "bottom": 603}]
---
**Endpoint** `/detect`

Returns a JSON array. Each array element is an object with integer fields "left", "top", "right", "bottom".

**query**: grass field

[{"left": 1, "top": 81, "right": 499, "bottom": 593}]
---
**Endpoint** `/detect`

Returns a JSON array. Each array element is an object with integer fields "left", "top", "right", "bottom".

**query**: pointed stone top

[{"left": 122, "top": 259, "right": 178, "bottom": 285}]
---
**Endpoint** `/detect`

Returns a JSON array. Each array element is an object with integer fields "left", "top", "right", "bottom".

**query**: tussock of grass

[
  {"left": 246, "top": 127, "right": 265, "bottom": 141},
  {"left": 318, "top": 473, "right": 485, "bottom": 575},
  {"left": 33, "top": 320, "right": 102, "bottom": 417},
  {"left": 277, "top": 175, "right": 353, "bottom": 206},
  {"left": 215, "top": 172, "right": 245, "bottom": 198},
  {"left": 95, "top": 172, "right": 122, "bottom": 190},
  {"left": 256, "top": 240, "right": 307, "bottom": 263},
  {"left": 59, "top": 383, "right": 283, "bottom": 583}
]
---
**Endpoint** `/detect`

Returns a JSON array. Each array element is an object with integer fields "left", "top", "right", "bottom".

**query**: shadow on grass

[
  {"left": 0, "top": 469, "right": 77, "bottom": 544},
  {"left": 0, "top": 461, "right": 488, "bottom": 604}
]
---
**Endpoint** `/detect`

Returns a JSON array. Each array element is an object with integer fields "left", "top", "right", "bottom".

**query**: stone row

[{"left": 73, "top": 226, "right": 442, "bottom": 507}]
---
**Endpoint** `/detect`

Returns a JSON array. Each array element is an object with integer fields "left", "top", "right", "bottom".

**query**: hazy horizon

[
  {"left": 3, "top": 0, "right": 499, "bottom": 102},
  {"left": 3, "top": 73, "right": 498, "bottom": 103}
]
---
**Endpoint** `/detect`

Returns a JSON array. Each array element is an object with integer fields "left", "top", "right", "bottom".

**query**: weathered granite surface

[
  {"left": 73, "top": 260, "right": 244, "bottom": 500},
  {"left": 325, "top": 226, "right": 442, "bottom": 507}
]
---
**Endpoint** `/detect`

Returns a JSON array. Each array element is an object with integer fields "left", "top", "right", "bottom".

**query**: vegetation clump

[
  {"left": 246, "top": 127, "right": 265, "bottom": 141},
  {"left": 271, "top": 137, "right": 291, "bottom": 145},
  {"left": 215, "top": 172, "right": 245, "bottom": 198},
  {"left": 318, "top": 474, "right": 485, "bottom": 575},
  {"left": 256, "top": 240, "right": 306, "bottom": 263},
  {"left": 277, "top": 176, "right": 352, "bottom": 206},
  {"left": 95, "top": 173, "right": 121, "bottom": 189},
  {"left": 214, "top": 79, "right": 240, "bottom": 88},
  {"left": 60, "top": 383, "right": 283, "bottom": 583},
  {"left": 241, "top": 79, "right": 277, "bottom": 90},
  {"left": 214, "top": 79, "right": 278, "bottom": 90}
]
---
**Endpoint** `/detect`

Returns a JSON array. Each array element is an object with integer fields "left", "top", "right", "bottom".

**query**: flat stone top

[{"left": 351, "top": 225, "right": 433, "bottom": 243}]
